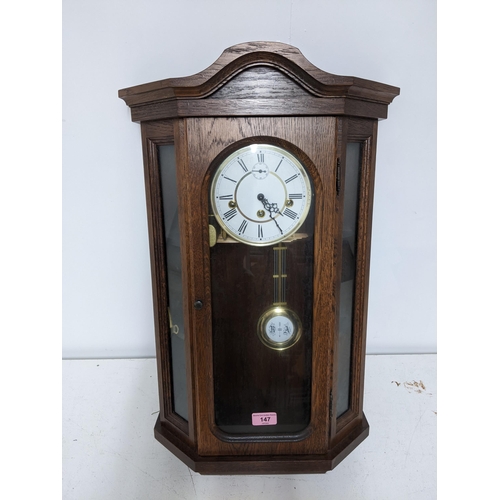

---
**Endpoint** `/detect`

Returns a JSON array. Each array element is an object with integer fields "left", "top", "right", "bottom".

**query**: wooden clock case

[{"left": 119, "top": 42, "right": 399, "bottom": 475}]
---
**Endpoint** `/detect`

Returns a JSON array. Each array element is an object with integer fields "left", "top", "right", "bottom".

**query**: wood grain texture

[
  {"left": 179, "top": 116, "right": 337, "bottom": 457},
  {"left": 119, "top": 42, "right": 399, "bottom": 103},
  {"left": 349, "top": 121, "right": 379, "bottom": 421},
  {"left": 211, "top": 66, "right": 309, "bottom": 100},
  {"left": 154, "top": 413, "right": 369, "bottom": 475},
  {"left": 138, "top": 116, "right": 381, "bottom": 467},
  {"left": 119, "top": 42, "right": 399, "bottom": 122},
  {"left": 121, "top": 44, "right": 399, "bottom": 474},
  {"left": 335, "top": 118, "right": 378, "bottom": 437},
  {"left": 328, "top": 117, "right": 347, "bottom": 442},
  {"left": 210, "top": 237, "right": 314, "bottom": 437},
  {"left": 128, "top": 97, "right": 389, "bottom": 122},
  {"left": 140, "top": 121, "right": 191, "bottom": 441},
  {"left": 139, "top": 122, "right": 171, "bottom": 431}
]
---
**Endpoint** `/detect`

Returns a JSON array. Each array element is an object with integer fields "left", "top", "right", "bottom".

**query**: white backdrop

[{"left": 62, "top": 0, "right": 436, "bottom": 358}]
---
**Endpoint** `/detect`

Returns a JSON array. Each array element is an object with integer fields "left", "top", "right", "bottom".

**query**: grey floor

[{"left": 62, "top": 354, "right": 436, "bottom": 499}]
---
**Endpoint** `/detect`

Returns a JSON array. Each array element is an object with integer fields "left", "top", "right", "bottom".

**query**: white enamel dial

[{"left": 210, "top": 144, "right": 312, "bottom": 246}]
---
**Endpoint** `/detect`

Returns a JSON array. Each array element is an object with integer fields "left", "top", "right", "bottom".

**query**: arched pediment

[{"left": 119, "top": 42, "right": 399, "bottom": 122}]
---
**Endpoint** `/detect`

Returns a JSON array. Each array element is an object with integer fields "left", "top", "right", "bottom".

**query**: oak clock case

[{"left": 118, "top": 41, "right": 399, "bottom": 475}]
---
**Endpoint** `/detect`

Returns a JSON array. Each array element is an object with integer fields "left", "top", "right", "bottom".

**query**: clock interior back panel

[{"left": 210, "top": 209, "right": 315, "bottom": 435}]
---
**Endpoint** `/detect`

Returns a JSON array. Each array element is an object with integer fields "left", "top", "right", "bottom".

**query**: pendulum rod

[{"left": 273, "top": 243, "right": 287, "bottom": 306}]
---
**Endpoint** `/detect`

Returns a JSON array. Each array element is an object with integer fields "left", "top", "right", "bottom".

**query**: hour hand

[
  {"left": 257, "top": 193, "right": 280, "bottom": 215},
  {"left": 257, "top": 193, "right": 283, "bottom": 234}
]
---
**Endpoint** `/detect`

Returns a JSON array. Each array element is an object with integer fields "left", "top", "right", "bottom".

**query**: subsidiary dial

[{"left": 252, "top": 159, "right": 269, "bottom": 179}]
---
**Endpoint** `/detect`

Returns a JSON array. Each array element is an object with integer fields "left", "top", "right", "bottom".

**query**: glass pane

[
  {"left": 209, "top": 146, "right": 314, "bottom": 435},
  {"left": 158, "top": 145, "right": 188, "bottom": 421},
  {"left": 336, "top": 142, "right": 362, "bottom": 418}
]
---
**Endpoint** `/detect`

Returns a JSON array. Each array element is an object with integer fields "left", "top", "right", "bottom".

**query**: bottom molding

[{"left": 154, "top": 414, "right": 369, "bottom": 475}]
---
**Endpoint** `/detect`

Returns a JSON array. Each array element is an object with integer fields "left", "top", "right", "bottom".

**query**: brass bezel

[
  {"left": 210, "top": 144, "right": 312, "bottom": 247},
  {"left": 256, "top": 306, "right": 303, "bottom": 351}
]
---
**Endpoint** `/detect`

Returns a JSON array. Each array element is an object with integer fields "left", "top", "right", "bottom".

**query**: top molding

[{"left": 119, "top": 41, "right": 400, "bottom": 122}]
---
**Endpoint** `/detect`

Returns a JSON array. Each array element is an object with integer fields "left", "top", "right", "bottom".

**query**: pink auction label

[{"left": 252, "top": 412, "right": 277, "bottom": 426}]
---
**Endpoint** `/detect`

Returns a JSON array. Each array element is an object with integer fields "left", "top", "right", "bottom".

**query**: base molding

[{"left": 154, "top": 415, "right": 369, "bottom": 475}]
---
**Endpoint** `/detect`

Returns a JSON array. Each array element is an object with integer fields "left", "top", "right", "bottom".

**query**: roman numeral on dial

[
  {"left": 283, "top": 208, "right": 298, "bottom": 219},
  {"left": 289, "top": 193, "right": 303, "bottom": 199},
  {"left": 237, "top": 159, "right": 248, "bottom": 172},
  {"left": 223, "top": 208, "right": 238, "bottom": 221},
  {"left": 258, "top": 224, "right": 264, "bottom": 238},
  {"left": 257, "top": 153, "right": 264, "bottom": 162},
  {"left": 238, "top": 220, "right": 248, "bottom": 234},
  {"left": 219, "top": 194, "right": 233, "bottom": 200},
  {"left": 285, "top": 174, "right": 299, "bottom": 184}
]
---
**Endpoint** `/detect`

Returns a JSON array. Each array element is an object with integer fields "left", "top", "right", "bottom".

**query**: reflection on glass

[
  {"left": 159, "top": 145, "right": 188, "bottom": 421},
  {"left": 337, "top": 142, "right": 362, "bottom": 418},
  {"left": 210, "top": 191, "right": 315, "bottom": 435}
]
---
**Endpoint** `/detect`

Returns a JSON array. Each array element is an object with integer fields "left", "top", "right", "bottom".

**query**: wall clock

[{"left": 119, "top": 41, "right": 399, "bottom": 474}]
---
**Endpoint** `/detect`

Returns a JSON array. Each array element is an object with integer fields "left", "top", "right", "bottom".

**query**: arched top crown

[{"left": 119, "top": 42, "right": 399, "bottom": 122}]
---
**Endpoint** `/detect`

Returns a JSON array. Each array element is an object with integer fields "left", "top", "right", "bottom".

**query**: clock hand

[{"left": 257, "top": 193, "right": 283, "bottom": 234}]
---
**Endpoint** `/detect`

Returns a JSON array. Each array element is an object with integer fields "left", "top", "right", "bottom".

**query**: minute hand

[{"left": 257, "top": 193, "right": 283, "bottom": 235}]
